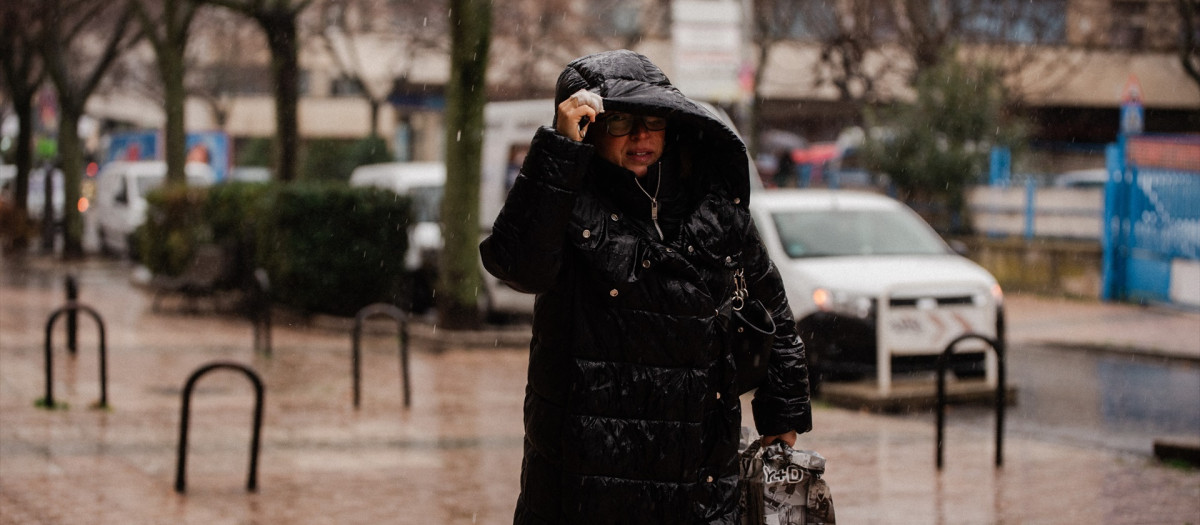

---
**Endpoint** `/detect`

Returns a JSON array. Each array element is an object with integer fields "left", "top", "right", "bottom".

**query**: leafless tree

[
  {"left": 181, "top": 9, "right": 267, "bottom": 130},
  {"left": 307, "top": 0, "right": 448, "bottom": 137},
  {"left": 40, "top": 0, "right": 143, "bottom": 259},
  {"left": 778, "top": 0, "right": 1081, "bottom": 105},
  {"left": 131, "top": 0, "right": 202, "bottom": 186},
  {"left": 490, "top": 0, "right": 667, "bottom": 99},
  {"left": 199, "top": 0, "right": 315, "bottom": 182},
  {"left": 0, "top": 1, "right": 47, "bottom": 251}
]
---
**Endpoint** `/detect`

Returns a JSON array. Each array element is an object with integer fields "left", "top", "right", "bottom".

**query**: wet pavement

[{"left": 2, "top": 255, "right": 1198, "bottom": 524}]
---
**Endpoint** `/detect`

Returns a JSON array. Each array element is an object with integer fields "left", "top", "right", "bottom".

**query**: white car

[
  {"left": 749, "top": 189, "right": 1004, "bottom": 393},
  {"left": 91, "top": 161, "right": 216, "bottom": 257}
]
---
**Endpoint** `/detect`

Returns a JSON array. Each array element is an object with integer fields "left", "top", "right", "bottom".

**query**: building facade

[{"left": 78, "top": 0, "right": 1199, "bottom": 175}]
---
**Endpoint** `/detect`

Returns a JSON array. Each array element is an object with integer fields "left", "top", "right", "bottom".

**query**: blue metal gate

[{"left": 1103, "top": 134, "right": 1200, "bottom": 307}]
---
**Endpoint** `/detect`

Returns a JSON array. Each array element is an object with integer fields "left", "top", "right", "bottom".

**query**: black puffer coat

[{"left": 480, "top": 50, "right": 812, "bottom": 525}]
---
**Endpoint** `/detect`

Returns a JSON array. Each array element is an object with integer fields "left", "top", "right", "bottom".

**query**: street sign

[{"left": 671, "top": 0, "right": 743, "bottom": 102}]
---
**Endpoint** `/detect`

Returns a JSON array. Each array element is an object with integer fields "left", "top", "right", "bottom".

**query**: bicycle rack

[
  {"left": 42, "top": 302, "right": 108, "bottom": 409},
  {"left": 65, "top": 275, "right": 79, "bottom": 355},
  {"left": 935, "top": 331, "right": 1006, "bottom": 470},
  {"left": 175, "top": 361, "right": 265, "bottom": 494},
  {"left": 351, "top": 303, "right": 411, "bottom": 409},
  {"left": 249, "top": 269, "right": 272, "bottom": 356}
]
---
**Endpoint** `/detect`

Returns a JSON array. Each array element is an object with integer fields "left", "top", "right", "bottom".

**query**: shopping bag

[{"left": 739, "top": 430, "right": 836, "bottom": 525}]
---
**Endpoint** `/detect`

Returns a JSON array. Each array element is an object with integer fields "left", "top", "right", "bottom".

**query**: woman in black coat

[{"left": 480, "top": 50, "right": 812, "bottom": 525}]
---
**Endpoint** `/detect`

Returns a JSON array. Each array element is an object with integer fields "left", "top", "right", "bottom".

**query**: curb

[
  {"left": 1024, "top": 339, "right": 1200, "bottom": 363},
  {"left": 299, "top": 309, "right": 533, "bottom": 351}
]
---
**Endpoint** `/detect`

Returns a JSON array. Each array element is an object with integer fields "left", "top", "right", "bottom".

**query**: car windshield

[
  {"left": 770, "top": 208, "right": 948, "bottom": 258},
  {"left": 409, "top": 185, "right": 444, "bottom": 223}
]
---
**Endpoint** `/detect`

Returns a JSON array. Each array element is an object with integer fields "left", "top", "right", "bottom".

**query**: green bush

[
  {"left": 138, "top": 185, "right": 212, "bottom": 276},
  {"left": 140, "top": 180, "right": 413, "bottom": 317},
  {"left": 235, "top": 137, "right": 273, "bottom": 167},
  {"left": 256, "top": 181, "right": 413, "bottom": 316},
  {"left": 300, "top": 136, "right": 393, "bottom": 182},
  {"left": 207, "top": 181, "right": 274, "bottom": 288}
]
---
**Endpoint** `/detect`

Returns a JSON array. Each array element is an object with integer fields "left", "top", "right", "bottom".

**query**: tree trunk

[
  {"left": 58, "top": 106, "right": 85, "bottom": 259},
  {"left": 12, "top": 94, "right": 34, "bottom": 222},
  {"left": 263, "top": 13, "right": 300, "bottom": 182},
  {"left": 369, "top": 98, "right": 380, "bottom": 138},
  {"left": 161, "top": 28, "right": 188, "bottom": 187},
  {"left": 437, "top": 0, "right": 491, "bottom": 330}
]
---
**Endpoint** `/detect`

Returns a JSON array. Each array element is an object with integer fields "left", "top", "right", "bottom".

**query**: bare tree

[
  {"left": 187, "top": 8, "right": 267, "bottom": 129},
  {"left": 40, "top": 0, "right": 143, "bottom": 259},
  {"left": 307, "top": 0, "right": 448, "bottom": 137},
  {"left": 132, "top": 0, "right": 201, "bottom": 186},
  {"left": 0, "top": 2, "right": 47, "bottom": 252},
  {"left": 747, "top": 0, "right": 813, "bottom": 156},
  {"left": 791, "top": 0, "right": 1077, "bottom": 105},
  {"left": 490, "top": 0, "right": 581, "bottom": 98},
  {"left": 200, "top": 0, "right": 315, "bottom": 182},
  {"left": 490, "top": 0, "right": 667, "bottom": 98}
]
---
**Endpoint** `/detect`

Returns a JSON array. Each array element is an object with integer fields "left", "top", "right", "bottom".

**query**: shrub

[
  {"left": 301, "top": 136, "right": 393, "bottom": 183},
  {"left": 207, "top": 181, "right": 274, "bottom": 288},
  {"left": 138, "top": 184, "right": 212, "bottom": 276},
  {"left": 140, "top": 179, "right": 413, "bottom": 317},
  {"left": 256, "top": 181, "right": 412, "bottom": 316}
]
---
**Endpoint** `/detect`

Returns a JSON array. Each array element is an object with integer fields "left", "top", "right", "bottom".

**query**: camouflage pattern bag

[{"left": 739, "top": 432, "right": 836, "bottom": 525}]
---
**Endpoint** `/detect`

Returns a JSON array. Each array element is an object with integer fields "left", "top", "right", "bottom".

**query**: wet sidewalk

[{"left": 1, "top": 256, "right": 1198, "bottom": 524}]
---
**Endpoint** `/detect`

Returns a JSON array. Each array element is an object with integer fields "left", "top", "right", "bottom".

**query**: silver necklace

[{"left": 633, "top": 163, "right": 664, "bottom": 240}]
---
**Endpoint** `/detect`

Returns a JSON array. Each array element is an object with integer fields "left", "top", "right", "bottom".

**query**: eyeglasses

[{"left": 602, "top": 113, "right": 668, "bottom": 137}]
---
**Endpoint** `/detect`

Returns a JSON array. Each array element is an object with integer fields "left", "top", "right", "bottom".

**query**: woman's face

[{"left": 591, "top": 112, "right": 666, "bottom": 177}]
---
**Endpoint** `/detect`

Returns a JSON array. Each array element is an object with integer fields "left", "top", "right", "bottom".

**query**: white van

[
  {"left": 91, "top": 161, "right": 216, "bottom": 257},
  {"left": 356, "top": 100, "right": 757, "bottom": 319},
  {"left": 348, "top": 161, "right": 446, "bottom": 273},
  {"left": 477, "top": 99, "right": 760, "bottom": 317}
]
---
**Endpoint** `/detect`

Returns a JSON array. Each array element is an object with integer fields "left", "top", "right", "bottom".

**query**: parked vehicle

[
  {"left": 0, "top": 165, "right": 66, "bottom": 225},
  {"left": 353, "top": 100, "right": 759, "bottom": 320},
  {"left": 91, "top": 161, "right": 216, "bottom": 258},
  {"left": 477, "top": 99, "right": 761, "bottom": 319},
  {"left": 749, "top": 189, "right": 1004, "bottom": 393},
  {"left": 349, "top": 161, "right": 446, "bottom": 312}
]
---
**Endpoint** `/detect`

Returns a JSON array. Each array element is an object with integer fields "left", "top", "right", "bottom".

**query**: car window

[
  {"left": 409, "top": 185, "right": 444, "bottom": 223},
  {"left": 770, "top": 209, "right": 948, "bottom": 258}
]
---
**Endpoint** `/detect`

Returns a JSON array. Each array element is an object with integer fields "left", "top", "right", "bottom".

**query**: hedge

[{"left": 139, "top": 180, "right": 413, "bottom": 317}]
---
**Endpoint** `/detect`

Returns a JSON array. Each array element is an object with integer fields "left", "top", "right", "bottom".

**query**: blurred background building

[{"left": 9, "top": 0, "right": 1199, "bottom": 178}]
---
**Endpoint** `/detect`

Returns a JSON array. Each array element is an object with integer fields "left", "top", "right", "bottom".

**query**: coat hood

[{"left": 555, "top": 50, "right": 753, "bottom": 202}]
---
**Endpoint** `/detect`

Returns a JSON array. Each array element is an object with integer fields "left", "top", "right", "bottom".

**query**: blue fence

[{"left": 1102, "top": 134, "right": 1200, "bottom": 307}]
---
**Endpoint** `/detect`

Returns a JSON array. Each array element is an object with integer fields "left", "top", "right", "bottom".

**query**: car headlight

[{"left": 812, "top": 288, "right": 875, "bottom": 319}]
